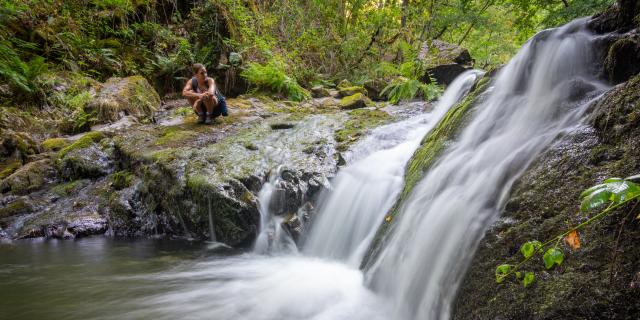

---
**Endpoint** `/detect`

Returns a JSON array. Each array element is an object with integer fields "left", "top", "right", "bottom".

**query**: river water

[{"left": 0, "top": 18, "right": 611, "bottom": 320}]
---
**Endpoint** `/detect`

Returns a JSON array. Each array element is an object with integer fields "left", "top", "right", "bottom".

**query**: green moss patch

[
  {"left": 335, "top": 108, "right": 390, "bottom": 151},
  {"left": 42, "top": 138, "right": 70, "bottom": 151},
  {"left": 58, "top": 131, "right": 105, "bottom": 158},
  {"left": 0, "top": 197, "right": 33, "bottom": 218},
  {"left": 110, "top": 171, "right": 135, "bottom": 190},
  {"left": 155, "top": 127, "right": 198, "bottom": 146},
  {"left": 339, "top": 93, "right": 374, "bottom": 110}
]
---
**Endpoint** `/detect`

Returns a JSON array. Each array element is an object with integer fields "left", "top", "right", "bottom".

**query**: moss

[
  {"left": 111, "top": 171, "right": 135, "bottom": 190},
  {"left": 0, "top": 159, "right": 54, "bottom": 195},
  {"left": 0, "top": 160, "right": 21, "bottom": 180},
  {"left": 155, "top": 127, "right": 198, "bottom": 146},
  {"left": 86, "top": 76, "right": 160, "bottom": 123},
  {"left": 0, "top": 198, "right": 32, "bottom": 219},
  {"left": 58, "top": 131, "right": 105, "bottom": 158},
  {"left": 41, "top": 138, "right": 69, "bottom": 151},
  {"left": 603, "top": 38, "right": 640, "bottom": 84},
  {"left": 174, "top": 107, "right": 192, "bottom": 117},
  {"left": 50, "top": 180, "right": 85, "bottom": 196},
  {"left": 335, "top": 108, "right": 390, "bottom": 151},
  {"left": 338, "top": 86, "right": 367, "bottom": 97},
  {"left": 338, "top": 93, "right": 374, "bottom": 110}
]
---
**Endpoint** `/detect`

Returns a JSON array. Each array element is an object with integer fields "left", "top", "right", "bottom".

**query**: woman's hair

[{"left": 192, "top": 63, "right": 206, "bottom": 74}]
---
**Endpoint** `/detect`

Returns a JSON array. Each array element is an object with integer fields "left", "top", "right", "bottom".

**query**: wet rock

[
  {"left": 339, "top": 93, "right": 374, "bottom": 109},
  {"left": 0, "top": 197, "right": 33, "bottom": 219},
  {"left": 86, "top": 76, "right": 160, "bottom": 123},
  {"left": 59, "top": 144, "right": 114, "bottom": 179},
  {"left": 0, "top": 159, "right": 56, "bottom": 195},
  {"left": 427, "top": 64, "right": 472, "bottom": 86},
  {"left": 282, "top": 202, "right": 313, "bottom": 243}
]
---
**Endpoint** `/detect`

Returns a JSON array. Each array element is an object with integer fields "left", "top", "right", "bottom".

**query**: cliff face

[{"left": 452, "top": 3, "right": 640, "bottom": 318}]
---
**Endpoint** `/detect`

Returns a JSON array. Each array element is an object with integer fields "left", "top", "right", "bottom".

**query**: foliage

[
  {"left": 495, "top": 175, "right": 640, "bottom": 287},
  {"left": 381, "top": 77, "right": 442, "bottom": 104},
  {"left": 241, "top": 59, "right": 310, "bottom": 101}
]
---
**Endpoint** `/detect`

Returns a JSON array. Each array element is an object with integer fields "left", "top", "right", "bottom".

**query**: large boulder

[
  {"left": 86, "top": 76, "right": 160, "bottom": 123},
  {"left": 419, "top": 40, "right": 474, "bottom": 85}
]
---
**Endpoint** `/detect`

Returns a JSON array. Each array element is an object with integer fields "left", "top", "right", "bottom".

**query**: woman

[{"left": 182, "top": 63, "right": 226, "bottom": 124}]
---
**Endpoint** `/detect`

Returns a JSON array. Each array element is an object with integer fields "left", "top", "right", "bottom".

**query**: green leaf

[
  {"left": 579, "top": 178, "right": 640, "bottom": 212},
  {"left": 520, "top": 240, "right": 543, "bottom": 259},
  {"left": 515, "top": 271, "right": 522, "bottom": 279},
  {"left": 543, "top": 247, "right": 564, "bottom": 269},
  {"left": 495, "top": 264, "right": 513, "bottom": 283},
  {"left": 522, "top": 272, "right": 535, "bottom": 287}
]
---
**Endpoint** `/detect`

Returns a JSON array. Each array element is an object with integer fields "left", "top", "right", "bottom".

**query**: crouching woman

[{"left": 182, "top": 63, "right": 228, "bottom": 124}]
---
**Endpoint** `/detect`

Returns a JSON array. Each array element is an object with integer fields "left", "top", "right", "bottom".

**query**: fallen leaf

[
  {"left": 564, "top": 230, "right": 580, "bottom": 250},
  {"left": 385, "top": 215, "right": 392, "bottom": 222}
]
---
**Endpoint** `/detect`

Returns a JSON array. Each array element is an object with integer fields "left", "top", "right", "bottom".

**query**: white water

[
  {"left": 126, "top": 71, "right": 483, "bottom": 320},
  {"left": 365, "top": 19, "right": 609, "bottom": 319},
  {"left": 304, "top": 70, "right": 483, "bottom": 266}
]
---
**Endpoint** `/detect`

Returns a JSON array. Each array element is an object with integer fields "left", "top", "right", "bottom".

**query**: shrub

[
  {"left": 381, "top": 77, "right": 442, "bottom": 104},
  {"left": 240, "top": 59, "right": 310, "bottom": 101}
]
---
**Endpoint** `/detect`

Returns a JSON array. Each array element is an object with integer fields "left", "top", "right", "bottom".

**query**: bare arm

[
  {"left": 182, "top": 80, "right": 201, "bottom": 99},
  {"left": 206, "top": 78, "right": 216, "bottom": 96}
]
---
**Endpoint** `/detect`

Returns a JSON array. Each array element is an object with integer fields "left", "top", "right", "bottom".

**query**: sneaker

[
  {"left": 197, "top": 112, "right": 206, "bottom": 124},
  {"left": 204, "top": 113, "right": 213, "bottom": 125}
]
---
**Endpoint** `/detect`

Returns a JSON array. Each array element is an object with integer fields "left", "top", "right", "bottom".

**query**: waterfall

[
  {"left": 303, "top": 70, "right": 483, "bottom": 266},
  {"left": 364, "top": 18, "right": 609, "bottom": 320},
  {"left": 254, "top": 166, "right": 298, "bottom": 254}
]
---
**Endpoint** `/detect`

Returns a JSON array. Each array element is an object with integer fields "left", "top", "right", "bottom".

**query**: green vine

[{"left": 495, "top": 175, "right": 640, "bottom": 287}]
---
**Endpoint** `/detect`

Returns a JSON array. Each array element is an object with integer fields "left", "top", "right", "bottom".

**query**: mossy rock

[
  {"left": 0, "top": 130, "right": 39, "bottom": 158},
  {"left": 0, "top": 160, "right": 22, "bottom": 180},
  {"left": 0, "top": 197, "right": 33, "bottom": 219},
  {"left": 335, "top": 108, "right": 390, "bottom": 151},
  {"left": 58, "top": 131, "right": 105, "bottom": 159},
  {"left": 110, "top": 171, "right": 135, "bottom": 190},
  {"left": 42, "top": 138, "right": 70, "bottom": 152},
  {"left": 86, "top": 76, "right": 160, "bottom": 123},
  {"left": 339, "top": 93, "right": 374, "bottom": 110},
  {"left": 604, "top": 37, "right": 640, "bottom": 84},
  {"left": 338, "top": 86, "right": 367, "bottom": 98},
  {"left": 311, "top": 86, "right": 331, "bottom": 98},
  {"left": 0, "top": 159, "right": 56, "bottom": 195},
  {"left": 337, "top": 79, "right": 353, "bottom": 90}
]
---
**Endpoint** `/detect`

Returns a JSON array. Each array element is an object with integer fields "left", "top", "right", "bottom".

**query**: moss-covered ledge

[
  {"left": 361, "top": 75, "right": 490, "bottom": 269},
  {"left": 451, "top": 74, "right": 640, "bottom": 319}
]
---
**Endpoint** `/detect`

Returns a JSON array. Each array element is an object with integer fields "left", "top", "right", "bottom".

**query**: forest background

[{"left": 0, "top": 0, "right": 613, "bottom": 106}]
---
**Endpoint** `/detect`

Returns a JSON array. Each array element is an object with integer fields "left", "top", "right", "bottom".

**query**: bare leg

[{"left": 202, "top": 95, "right": 217, "bottom": 113}]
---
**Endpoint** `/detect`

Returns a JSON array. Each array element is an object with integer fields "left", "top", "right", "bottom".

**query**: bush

[
  {"left": 240, "top": 59, "right": 310, "bottom": 101},
  {"left": 381, "top": 77, "right": 442, "bottom": 104}
]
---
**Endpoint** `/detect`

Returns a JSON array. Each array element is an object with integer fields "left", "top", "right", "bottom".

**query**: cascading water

[
  {"left": 121, "top": 70, "right": 483, "bottom": 320},
  {"left": 304, "top": 70, "right": 483, "bottom": 266},
  {"left": 84, "top": 18, "right": 612, "bottom": 320},
  {"left": 254, "top": 166, "right": 298, "bottom": 254},
  {"left": 365, "top": 18, "right": 609, "bottom": 319}
]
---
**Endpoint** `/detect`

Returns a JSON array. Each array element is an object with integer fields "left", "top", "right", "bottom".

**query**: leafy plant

[
  {"left": 495, "top": 175, "right": 640, "bottom": 287},
  {"left": 381, "top": 77, "right": 442, "bottom": 104},
  {"left": 240, "top": 59, "right": 310, "bottom": 101}
]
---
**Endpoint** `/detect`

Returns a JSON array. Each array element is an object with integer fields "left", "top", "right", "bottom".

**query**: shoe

[
  {"left": 197, "top": 112, "right": 206, "bottom": 124},
  {"left": 204, "top": 113, "right": 213, "bottom": 125}
]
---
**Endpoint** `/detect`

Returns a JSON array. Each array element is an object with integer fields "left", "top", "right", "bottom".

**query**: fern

[
  {"left": 240, "top": 60, "right": 310, "bottom": 101},
  {"left": 381, "top": 77, "right": 442, "bottom": 104}
]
